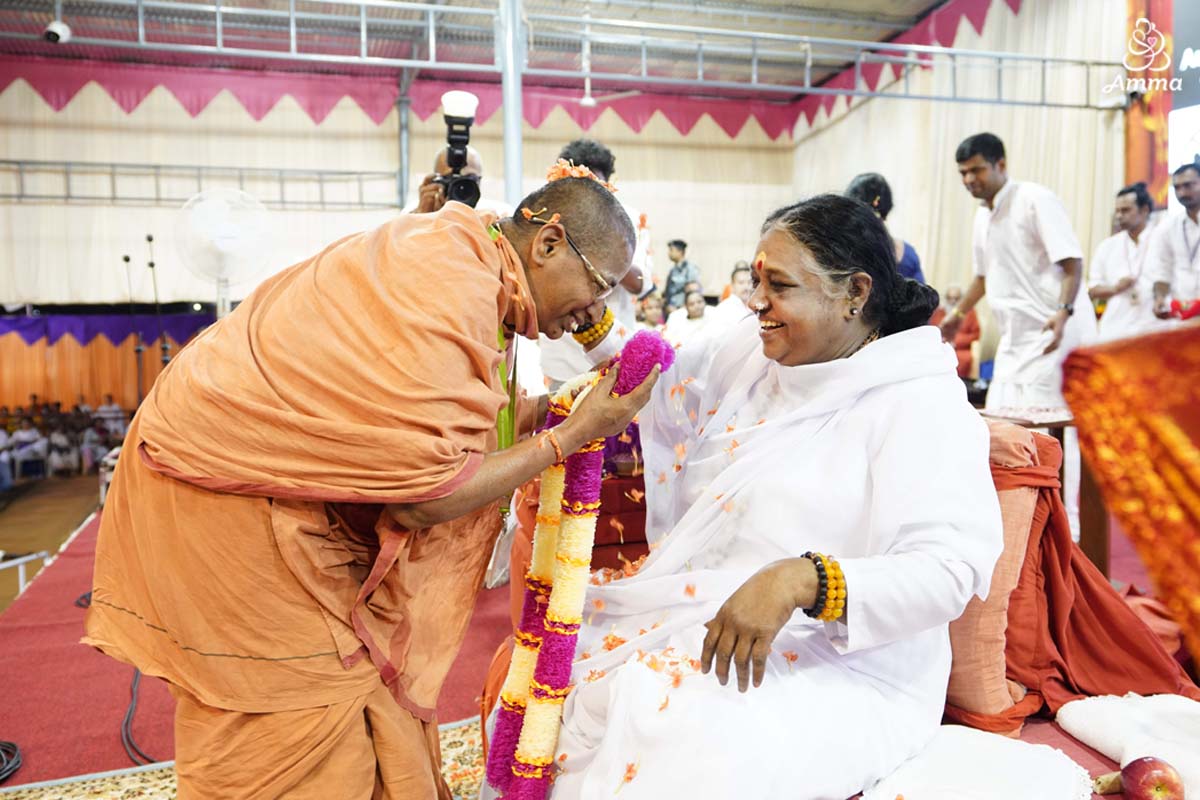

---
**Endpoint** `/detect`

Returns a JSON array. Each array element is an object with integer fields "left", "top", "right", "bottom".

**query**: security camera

[{"left": 43, "top": 20, "right": 71, "bottom": 44}]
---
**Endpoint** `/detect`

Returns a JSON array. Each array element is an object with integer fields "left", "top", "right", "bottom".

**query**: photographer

[{"left": 413, "top": 145, "right": 494, "bottom": 214}]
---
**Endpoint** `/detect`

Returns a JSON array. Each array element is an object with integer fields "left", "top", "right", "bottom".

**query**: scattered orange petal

[
  {"left": 674, "top": 442, "right": 688, "bottom": 459},
  {"left": 714, "top": 492, "right": 724, "bottom": 500},
  {"left": 610, "top": 518, "right": 626, "bottom": 542},
  {"left": 684, "top": 584, "right": 696, "bottom": 598},
  {"left": 725, "top": 422, "right": 737, "bottom": 433},
  {"left": 592, "top": 598, "right": 606, "bottom": 612},
  {"left": 681, "top": 377, "right": 695, "bottom": 385},
  {"left": 706, "top": 407, "right": 718, "bottom": 416},
  {"left": 625, "top": 488, "right": 645, "bottom": 503},
  {"left": 603, "top": 633, "right": 627, "bottom": 651},
  {"left": 657, "top": 471, "right": 668, "bottom": 484},
  {"left": 723, "top": 439, "right": 740, "bottom": 457},
  {"left": 559, "top": 754, "right": 569, "bottom": 763},
  {"left": 580, "top": 651, "right": 591, "bottom": 660},
  {"left": 722, "top": 500, "right": 735, "bottom": 513},
  {"left": 781, "top": 650, "right": 799, "bottom": 671},
  {"left": 673, "top": 463, "right": 682, "bottom": 472},
  {"left": 622, "top": 762, "right": 639, "bottom": 784},
  {"left": 585, "top": 668, "right": 606, "bottom": 682},
  {"left": 658, "top": 695, "right": 670, "bottom": 712},
  {"left": 688, "top": 409, "right": 698, "bottom": 422},
  {"left": 669, "top": 669, "right": 684, "bottom": 688},
  {"left": 618, "top": 432, "right": 633, "bottom": 444},
  {"left": 756, "top": 418, "right": 767, "bottom": 425}
]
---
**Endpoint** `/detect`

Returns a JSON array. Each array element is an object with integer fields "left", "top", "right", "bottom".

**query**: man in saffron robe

[{"left": 83, "top": 175, "right": 656, "bottom": 799}]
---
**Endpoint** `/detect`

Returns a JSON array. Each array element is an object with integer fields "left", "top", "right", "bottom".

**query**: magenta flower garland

[{"left": 486, "top": 331, "right": 674, "bottom": 798}]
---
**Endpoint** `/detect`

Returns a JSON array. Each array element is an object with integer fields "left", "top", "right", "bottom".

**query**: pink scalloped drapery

[
  {"left": 0, "top": 0, "right": 1018, "bottom": 138},
  {"left": 795, "top": 0, "right": 1022, "bottom": 125}
]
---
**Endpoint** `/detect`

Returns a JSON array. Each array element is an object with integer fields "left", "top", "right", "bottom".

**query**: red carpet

[{"left": 0, "top": 515, "right": 509, "bottom": 786}]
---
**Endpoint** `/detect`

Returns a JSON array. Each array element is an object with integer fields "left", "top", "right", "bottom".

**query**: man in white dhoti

[
  {"left": 1088, "top": 182, "right": 1173, "bottom": 342},
  {"left": 1149, "top": 160, "right": 1200, "bottom": 320},
  {"left": 513, "top": 195, "right": 1003, "bottom": 799},
  {"left": 939, "top": 132, "right": 1095, "bottom": 537}
]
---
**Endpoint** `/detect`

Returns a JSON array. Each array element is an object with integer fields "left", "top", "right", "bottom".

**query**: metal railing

[
  {"left": 0, "top": 0, "right": 1124, "bottom": 109},
  {"left": 0, "top": 160, "right": 402, "bottom": 208},
  {"left": 0, "top": 551, "right": 50, "bottom": 596}
]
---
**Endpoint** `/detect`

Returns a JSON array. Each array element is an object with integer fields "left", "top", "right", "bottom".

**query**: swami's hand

[
  {"left": 563, "top": 362, "right": 660, "bottom": 442},
  {"left": 701, "top": 558, "right": 818, "bottom": 693},
  {"left": 1041, "top": 309, "right": 1068, "bottom": 354}
]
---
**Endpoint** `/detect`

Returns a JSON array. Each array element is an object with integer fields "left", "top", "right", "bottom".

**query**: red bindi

[{"left": 753, "top": 251, "right": 766, "bottom": 275}]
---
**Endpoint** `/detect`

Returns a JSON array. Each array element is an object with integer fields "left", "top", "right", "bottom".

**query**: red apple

[{"left": 1121, "top": 757, "right": 1185, "bottom": 800}]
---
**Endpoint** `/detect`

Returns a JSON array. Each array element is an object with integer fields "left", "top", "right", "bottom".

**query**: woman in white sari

[{"left": 544, "top": 195, "right": 1004, "bottom": 799}]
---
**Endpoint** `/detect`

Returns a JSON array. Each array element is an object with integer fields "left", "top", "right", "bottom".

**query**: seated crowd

[{"left": 0, "top": 393, "right": 125, "bottom": 490}]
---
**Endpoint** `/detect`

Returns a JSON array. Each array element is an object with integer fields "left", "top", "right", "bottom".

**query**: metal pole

[
  {"left": 499, "top": 0, "right": 524, "bottom": 207},
  {"left": 397, "top": 69, "right": 413, "bottom": 208}
]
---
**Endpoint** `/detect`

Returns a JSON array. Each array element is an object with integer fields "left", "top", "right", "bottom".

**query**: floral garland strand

[{"left": 486, "top": 331, "right": 675, "bottom": 799}]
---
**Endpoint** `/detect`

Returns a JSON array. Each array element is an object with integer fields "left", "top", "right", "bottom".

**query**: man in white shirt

[
  {"left": 538, "top": 138, "right": 648, "bottom": 388},
  {"left": 95, "top": 394, "right": 127, "bottom": 437},
  {"left": 1149, "top": 160, "right": 1200, "bottom": 319},
  {"left": 1088, "top": 182, "right": 1172, "bottom": 342},
  {"left": 940, "top": 132, "right": 1096, "bottom": 536}
]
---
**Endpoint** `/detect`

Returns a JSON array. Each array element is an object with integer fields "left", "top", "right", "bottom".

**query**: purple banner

[{"left": 0, "top": 314, "right": 213, "bottom": 347}]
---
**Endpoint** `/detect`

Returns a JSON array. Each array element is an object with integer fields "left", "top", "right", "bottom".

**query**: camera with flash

[{"left": 434, "top": 91, "right": 482, "bottom": 208}]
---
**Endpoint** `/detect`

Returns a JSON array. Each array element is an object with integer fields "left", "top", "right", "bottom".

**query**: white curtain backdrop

[{"left": 791, "top": 0, "right": 1126, "bottom": 360}]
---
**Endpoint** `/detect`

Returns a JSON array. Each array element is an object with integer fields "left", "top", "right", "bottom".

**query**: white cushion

[
  {"left": 863, "top": 725, "right": 1091, "bottom": 800},
  {"left": 1056, "top": 693, "right": 1200, "bottom": 795}
]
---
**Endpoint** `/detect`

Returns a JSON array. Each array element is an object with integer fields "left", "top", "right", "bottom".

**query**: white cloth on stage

[
  {"left": 546, "top": 319, "right": 1003, "bottom": 800},
  {"left": 1056, "top": 693, "right": 1200, "bottom": 795},
  {"left": 1089, "top": 227, "right": 1175, "bottom": 343},
  {"left": 862, "top": 725, "right": 1092, "bottom": 800},
  {"left": 973, "top": 180, "right": 1096, "bottom": 536}
]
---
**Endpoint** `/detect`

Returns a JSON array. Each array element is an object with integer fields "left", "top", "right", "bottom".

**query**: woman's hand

[{"left": 701, "top": 558, "right": 818, "bottom": 692}]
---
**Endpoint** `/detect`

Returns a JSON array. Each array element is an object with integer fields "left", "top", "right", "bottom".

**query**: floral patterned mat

[{"left": 0, "top": 719, "right": 485, "bottom": 800}]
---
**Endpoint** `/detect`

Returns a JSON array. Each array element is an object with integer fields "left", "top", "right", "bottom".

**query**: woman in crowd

[
  {"left": 663, "top": 288, "right": 710, "bottom": 346},
  {"left": 544, "top": 195, "right": 1002, "bottom": 798},
  {"left": 847, "top": 172, "right": 926, "bottom": 283}
]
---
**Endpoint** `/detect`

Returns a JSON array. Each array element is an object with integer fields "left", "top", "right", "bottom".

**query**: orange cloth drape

[
  {"left": 86, "top": 203, "right": 540, "bottom": 730},
  {"left": 0, "top": 331, "right": 178, "bottom": 410},
  {"left": 1064, "top": 325, "right": 1200, "bottom": 664},
  {"left": 946, "top": 433, "right": 1199, "bottom": 734}
]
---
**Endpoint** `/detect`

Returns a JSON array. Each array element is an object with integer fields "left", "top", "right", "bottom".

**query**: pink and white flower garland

[{"left": 485, "top": 331, "right": 674, "bottom": 799}]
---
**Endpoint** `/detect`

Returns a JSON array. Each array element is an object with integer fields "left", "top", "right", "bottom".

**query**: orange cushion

[{"left": 946, "top": 420, "right": 1039, "bottom": 725}]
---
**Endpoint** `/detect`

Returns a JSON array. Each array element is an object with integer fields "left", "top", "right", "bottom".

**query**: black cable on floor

[
  {"left": 0, "top": 740, "right": 21, "bottom": 783},
  {"left": 120, "top": 670, "right": 157, "bottom": 766},
  {"left": 67, "top": 593, "right": 154, "bottom": 765}
]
